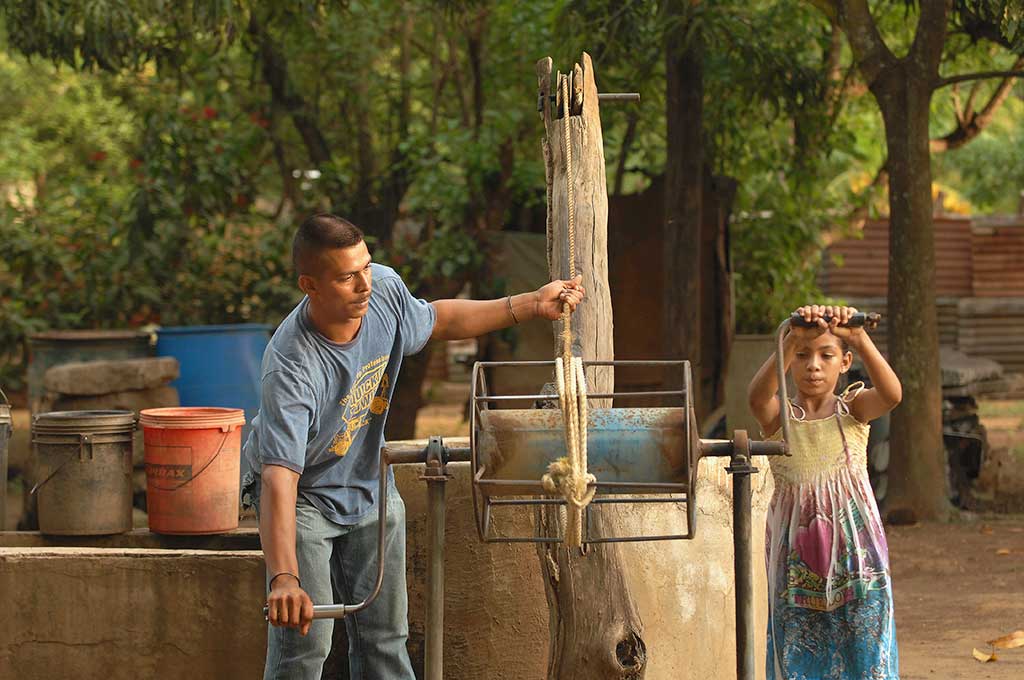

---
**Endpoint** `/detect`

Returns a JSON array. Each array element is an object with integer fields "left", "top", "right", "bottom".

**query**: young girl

[{"left": 748, "top": 305, "right": 902, "bottom": 679}]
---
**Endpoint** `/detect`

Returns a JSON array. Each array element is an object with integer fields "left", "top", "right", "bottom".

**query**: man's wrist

[
  {"left": 511, "top": 291, "right": 540, "bottom": 322},
  {"left": 269, "top": 572, "right": 300, "bottom": 590}
]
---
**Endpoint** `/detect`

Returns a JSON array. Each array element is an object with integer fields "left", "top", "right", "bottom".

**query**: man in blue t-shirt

[{"left": 243, "top": 213, "right": 584, "bottom": 679}]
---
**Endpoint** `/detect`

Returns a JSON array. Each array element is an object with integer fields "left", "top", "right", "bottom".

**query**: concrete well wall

[{"left": 2, "top": 457, "right": 771, "bottom": 680}]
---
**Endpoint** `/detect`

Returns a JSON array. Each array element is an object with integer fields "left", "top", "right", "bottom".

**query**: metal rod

[
  {"left": 446, "top": 447, "right": 471, "bottom": 462},
  {"left": 473, "top": 359, "right": 686, "bottom": 368},
  {"left": 489, "top": 498, "right": 566, "bottom": 506},
  {"left": 488, "top": 495, "right": 687, "bottom": 506},
  {"left": 776, "top": 319, "right": 793, "bottom": 454},
  {"left": 591, "top": 496, "right": 687, "bottom": 504},
  {"left": 478, "top": 478, "right": 686, "bottom": 491},
  {"left": 700, "top": 439, "right": 787, "bottom": 457},
  {"left": 583, "top": 359, "right": 683, "bottom": 366},
  {"left": 305, "top": 448, "right": 391, "bottom": 620},
  {"left": 386, "top": 447, "right": 471, "bottom": 466},
  {"left": 477, "top": 478, "right": 546, "bottom": 487},
  {"left": 592, "top": 481, "right": 688, "bottom": 490},
  {"left": 473, "top": 394, "right": 556, "bottom": 402},
  {"left": 424, "top": 438, "right": 447, "bottom": 680},
  {"left": 729, "top": 432, "right": 756, "bottom": 680},
  {"left": 541, "top": 92, "right": 640, "bottom": 108},
  {"left": 485, "top": 535, "right": 564, "bottom": 544},
  {"left": 474, "top": 390, "right": 685, "bottom": 402},
  {"left": 942, "top": 429, "right": 985, "bottom": 441},
  {"left": 587, "top": 533, "right": 692, "bottom": 543},
  {"left": 586, "top": 391, "right": 686, "bottom": 399},
  {"left": 475, "top": 360, "right": 559, "bottom": 367}
]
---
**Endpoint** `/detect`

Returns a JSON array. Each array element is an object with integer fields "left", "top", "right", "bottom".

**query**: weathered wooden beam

[{"left": 534, "top": 52, "right": 647, "bottom": 680}]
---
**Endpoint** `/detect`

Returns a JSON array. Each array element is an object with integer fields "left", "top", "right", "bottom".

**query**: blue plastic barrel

[{"left": 155, "top": 324, "right": 271, "bottom": 435}]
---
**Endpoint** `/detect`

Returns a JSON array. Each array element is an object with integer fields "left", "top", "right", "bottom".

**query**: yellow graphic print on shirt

[{"left": 330, "top": 355, "right": 391, "bottom": 457}]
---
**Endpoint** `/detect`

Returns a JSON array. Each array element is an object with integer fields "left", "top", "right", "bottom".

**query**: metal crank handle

[
  {"left": 789, "top": 311, "right": 880, "bottom": 329},
  {"left": 261, "top": 447, "right": 390, "bottom": 623},
  {"left": 263, "top": 603, "right": 359, "bottom": 620}
]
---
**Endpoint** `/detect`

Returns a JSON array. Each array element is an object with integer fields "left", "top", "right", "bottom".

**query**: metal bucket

[
  {"left": 0, "top": 388, "right": 11, "bottom": 530},
  {"left": 32, "top": 410, "right": 136, "bottom": 535}
]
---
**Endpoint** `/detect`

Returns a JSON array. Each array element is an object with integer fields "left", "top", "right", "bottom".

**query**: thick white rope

[{"left": 539, "top": 72, "right": 595, "bottom": 548}]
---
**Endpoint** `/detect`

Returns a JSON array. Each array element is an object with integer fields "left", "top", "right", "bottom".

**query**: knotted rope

[{"left": 540, "top": 72, "right": 595, "bottom": 548}]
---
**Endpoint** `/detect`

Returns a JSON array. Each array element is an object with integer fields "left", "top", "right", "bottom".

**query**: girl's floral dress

[{"left": 765, "top": 385, "right": 899, "bottom": 679}]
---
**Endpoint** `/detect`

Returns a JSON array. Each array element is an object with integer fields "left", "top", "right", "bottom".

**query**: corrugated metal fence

[{"left": 821, "top": 216, "right": 1024, "bottom": 371}]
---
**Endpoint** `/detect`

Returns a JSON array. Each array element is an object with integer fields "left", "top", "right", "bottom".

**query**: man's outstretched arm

[{"left": 430, "top": 276, "right": 584, "bottom": 341}]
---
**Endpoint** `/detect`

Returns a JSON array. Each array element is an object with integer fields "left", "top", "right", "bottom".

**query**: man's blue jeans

[{"left": 253, "top": 478, "right": 415, "bottom": 680}]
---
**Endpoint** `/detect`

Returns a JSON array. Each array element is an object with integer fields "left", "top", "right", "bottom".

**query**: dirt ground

[{"left": 890, "top": 516, "right": 1024, "bottom": 679}]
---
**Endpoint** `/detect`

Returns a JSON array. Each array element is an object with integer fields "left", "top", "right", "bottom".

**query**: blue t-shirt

[{"left": 242, "top": 263, "right": 436, "bottom": 525}]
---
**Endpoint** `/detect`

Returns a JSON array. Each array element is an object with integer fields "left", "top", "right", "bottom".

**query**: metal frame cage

[{"left": 469, "top": 359, "right": 700, "bottom": 543}]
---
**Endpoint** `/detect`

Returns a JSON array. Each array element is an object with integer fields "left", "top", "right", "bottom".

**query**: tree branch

[
  {"left": 445, "top": 32, "right": 472, "bottom": 128},
  {"left": 832, "top": 0, "right": 895, "bottom": 86},
  {"left": 249, "top": 19, "right": 333, "bottom": 169},
  {"left": 949, "top": 83, "right": 965, "bottom": 126},
  {"left": 935, "top": 69, "right": 1024, "bottom": 88},
  {"left": 823, "top": 18, "right": 844, "bottom": 116},
  {"left": 808, "top": 0, "right": 838, "bottom": 22},
  {"left": 962, "top": 79, "right": 982, "bottom": 121},
  {"left": 931, "top": 56, "right": 1024, "bottom": 153},
  {"left": 909, "top": 0, "right": 951, "bottom": 70},
  {"left": 466, "top": 8, "right": 489, "bottom": 135}
]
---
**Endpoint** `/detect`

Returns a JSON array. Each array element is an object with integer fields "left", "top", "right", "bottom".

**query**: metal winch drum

[{"left": 469, "top": 359, "right": 701, "bottom": 543}]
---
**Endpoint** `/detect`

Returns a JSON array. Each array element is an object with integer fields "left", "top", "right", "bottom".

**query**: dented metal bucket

[{"left": 32, "top": 410, "right": 136, "bottom": 535}]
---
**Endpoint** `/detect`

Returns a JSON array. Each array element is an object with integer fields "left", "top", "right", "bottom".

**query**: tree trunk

[
  {"left": 664, "top": 19, "right": 704, "bottom": 411},
  {"left": 384, "top": 343, "right": 434, "bottom": 441},
  {"left": 700, "top": 174, "right": 737, "bottom": 421},
  {"left": 832, "top": 0, "right": 951, "bottom": 521},
  {"left": 535, "top": 54, "right": 646, "bottom": 679},
  {"left": 872, "top": 64, "right": 949, "bottom": 521}
]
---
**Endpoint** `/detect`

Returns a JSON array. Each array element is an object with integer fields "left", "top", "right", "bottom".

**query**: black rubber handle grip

[{"left": 789, "top": 311, "right": 881, "bottom": 329}]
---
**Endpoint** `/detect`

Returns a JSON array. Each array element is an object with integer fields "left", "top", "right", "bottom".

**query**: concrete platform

[
  {"left": 0, "top": 546, "right": 265, "bottom": 679},
  {"left": 0, "top": 528, "right": 260, "bottom": 551},
  {"left": 1, "top": 459, "right": 772, "bottom": 679}
]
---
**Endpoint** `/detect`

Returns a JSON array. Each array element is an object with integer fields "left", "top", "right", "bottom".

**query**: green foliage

[
  {"left": 934, "top": 96, "right": 1024, "bottom": 212},
  {"left": 0, "top": 1, "right": 560, "bottom": 387},
  {"left": 0, "top": 47, "right": 298, "bottom": 387},
  {"left": 706, "top": 1, "right": 869, "bottom": 332},
  {"left": 0, "top": 0, "right": 1022, "bottom": 380}
]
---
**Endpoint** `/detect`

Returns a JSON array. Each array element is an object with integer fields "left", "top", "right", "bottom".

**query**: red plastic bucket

[{"left": 140, "top": 407, "right": 245, "bottom": 534}]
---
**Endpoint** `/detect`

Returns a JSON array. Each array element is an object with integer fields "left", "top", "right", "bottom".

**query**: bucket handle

[
  {"left": 0, "top": 386, "right": 8, "bottom": 406},
  {"left": 30, "top": 433, "right": 95, "bottom": 495},
  {"left": 150, "top": 427, "right": 234, "bottom": 492}
]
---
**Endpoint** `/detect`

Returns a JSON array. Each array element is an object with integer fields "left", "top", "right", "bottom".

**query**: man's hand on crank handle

[{"left": 267, "top": 576, "right": 314, "bottom": 636}]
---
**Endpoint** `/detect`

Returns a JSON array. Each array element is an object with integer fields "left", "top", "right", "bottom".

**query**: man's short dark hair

[{"left": 293, "top": 213, "right": 365, "bottom": 276}]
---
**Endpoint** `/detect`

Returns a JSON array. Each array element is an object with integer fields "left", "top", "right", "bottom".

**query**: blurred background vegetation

[{"left": 0, "top": 0, "right": 1022, "bottom": 389}]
